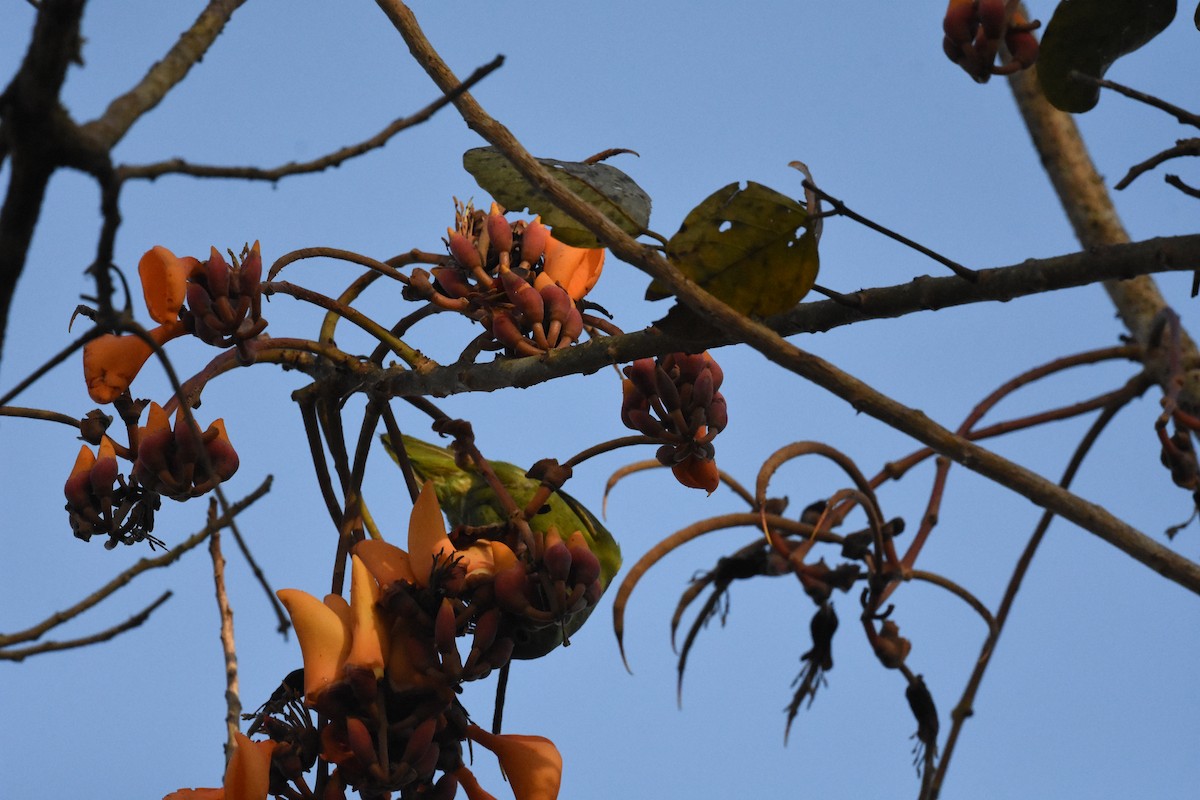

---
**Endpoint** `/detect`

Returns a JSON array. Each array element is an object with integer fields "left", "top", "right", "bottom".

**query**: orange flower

[
  {"left": 536, "top": 235, "right": 604, "bottom": 301},
  {"left": 671, "top": 453, "right": 720, "bottom": 494},
  {"left": 277, "top": 555, "right": 389, "bottom": 701},
  {"left": 139, "top": 246, "right": 202, "bottom": 324},
  {"left": 464, "top": 724, "right": 562, "bottom": 800},
  {"left": 83, "top": 321, "right": 187, "bottom": 403},
  {"left": 163, "top": 731, "right": 275, "bottom": 800},
  {"left": 406, "top": 481, "right": 511, "bottom": 588}
]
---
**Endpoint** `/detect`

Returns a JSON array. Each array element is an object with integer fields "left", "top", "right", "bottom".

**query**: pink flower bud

[{"left": 521, "top": 218, "right": 550, "bottom": 264}]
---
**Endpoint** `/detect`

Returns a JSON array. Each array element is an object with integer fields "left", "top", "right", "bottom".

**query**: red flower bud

[
  {"left": 487, "top": 203, "right": 514, "bottom": 255},
  {"left": 448, "top": 229, "right": 482, "bottom": 270},
  {"left": 521, "top": 218, "right": 550, "bottom": 264}
]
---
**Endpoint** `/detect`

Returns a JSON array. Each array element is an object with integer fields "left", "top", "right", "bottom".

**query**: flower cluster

[
  {"left": 621, "top": 351, "right": 728, "bottom": 493},
  {"left": 942, "top": 0, "right": 1038, "bottom": 83},
  {"left": 63, "top": 402, "right": 238, "bottom": 547},
  {"left": 173, "top": 482, "right": 570, "bottom": 799},
  {"left": 84, "top": 243, "right": 266, "bottom": 404},
  {"left": 407, "top": 200, "right": 603, "bottom": 355}
]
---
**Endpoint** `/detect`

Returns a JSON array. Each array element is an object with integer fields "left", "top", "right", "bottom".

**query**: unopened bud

[
  {"left": 487, "top": 205, "right": 514, "bottom": 255},
  {"left": 566, "top": 531, "right": 601, "bottom": 587},
  {"left": 448, "top": 229, "right": 482, "bottom": 270},
  {"left": 433, "top": 266, "right": 475, "bottom": 300},
  {"left": 521, "top": 218, "right": 550, "bottom": 264},
  {"left": 542, "top": 535, "right": 572, "bottom": 583},
  {"left": 500, "top": 270, "right": 545, "bottom": 324}
]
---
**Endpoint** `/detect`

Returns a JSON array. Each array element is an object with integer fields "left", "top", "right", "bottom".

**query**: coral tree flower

[
  {"left": 461, "top": 724, "right": 563, "bottom": 800},
  {"left": 133, "top": 402, "right": 240, "bottom": 500},
  {"left": 139, "top": 245, "right": 202, "bottom": 324},
  {"left": 163, "top": 731, "right": 275, "bottom": 800},
  {"left": 83, "top": 246, "right": 201, "bottom": 403},
  {"left": 536, "top": 235, "right": 604, "bottom": 301},
  {"left": 406, "top": 480, "right": 510, "bottom": 588},
  {"left": 276, "top": 555, "right": 388, "bottom": 702},
  {"left": 83, "top": 322, "right": 187, "bottom": 403}
]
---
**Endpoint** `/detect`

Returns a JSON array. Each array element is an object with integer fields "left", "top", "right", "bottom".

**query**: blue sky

[{"left": 2, "top": 2, "right": 1198, "bottom": 798}]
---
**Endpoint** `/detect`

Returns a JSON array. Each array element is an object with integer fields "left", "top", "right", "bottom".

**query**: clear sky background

[{"left": 2, "top": 2, "right": 1199, "bottom": 799}]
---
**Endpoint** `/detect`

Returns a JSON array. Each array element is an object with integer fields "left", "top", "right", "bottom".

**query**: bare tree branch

[
  {"left": 117, "top": 55, "right": 504, "bottom": 183},
  {"left": 0, "top": 476, "right": 272, "bottom": 649},
  {"left": 80, "top": 0, "right": 249, "bottom": 149},
  {"left": 0, "top": 591, "right": 172, "bottom": 661},
  {"left": 1007, "top": 57, "right": 1200, "bottom": 407}
]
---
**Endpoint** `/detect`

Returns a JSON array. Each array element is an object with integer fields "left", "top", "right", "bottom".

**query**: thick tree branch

[
  {"left": 375, "top": 0, "right": 1200, "bottom": 595},
  {"left": 1008, "top": 62, "right": 1200, "bottom": 409},
  {"left": 379, "top": 235, "right": 1200, "bottom": 396},
  {"left": 0, "top": 0, "right": 86, "bottom": 368}
]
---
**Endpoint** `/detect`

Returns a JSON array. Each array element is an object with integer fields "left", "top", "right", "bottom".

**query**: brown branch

[
  {"left": 378, "top": 235, "right": 1200, "bottom": 399},
  {"left": 117, "top": 55, "right": 504, "bottom": 182},
  {"left": 208, "top": 518, "right": 241, "bottom": 761},
  {"left": 0, "top": 476, "right": 272, "bottom": 648},
  {"left": 80, "top": 0, "right": 249, "bottom": 149},
  {"left": 1075, "top": 74, "right": 1200, "bottom": 130},
  {"left": 924, "top": 384, "right": 1136, "bottom": 800},
  {"left": 1007, "top": 53, "right": 1200, "bottom": 408},
  {"left": 1115, "top": 138, "right": 1200, "bottom": 191},
  {"left": 0, "top": 0, "right": 87, "bottom": 365},
  {"left": 376, "top": 0, "right": 1200, "bottom": 595},
  {"left": 1165, "top": 174, "right": 1200, "bottom": 200},
  {"left": 0, "top": 591, "right": 172, "bottom": 661}
]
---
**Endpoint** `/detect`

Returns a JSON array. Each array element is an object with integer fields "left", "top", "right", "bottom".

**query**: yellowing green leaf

[
  {"left": 1038, "top": 0, "right": 1176, "bottom": 113},
  {"left": 650, "top": 182, "right": 819, "bottom": 317},
  {"left": 463, "top": 147, "right": 651, "bottom": 248}
]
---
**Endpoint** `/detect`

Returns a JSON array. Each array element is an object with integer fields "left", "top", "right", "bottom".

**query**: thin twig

[
  {"left": 0, "top": 476, "right": 270, "bottom": 649},
  {"left": 1071, "top": 73, "right": 1200, "bottom": 130},
  {"left": 1115, "top": 138, "right": 1200, "bottom": 191},
  {"left": 0, "top": 591, "right": 172, "bottom": 661},
  {"left": 208, "top": 514, "right": 241, "bottom": 763},
  {"left": 802, "top": 179, "right": 978, "bottom": 281},
  {"left": 213, "top": 484, "right": 290, "bottom": 637},
  {"left": 924, "top": 385, "right": 1137, "bottom": 799},
  {"left": 117, "top": 55, "right": 504, "bottom": 182}
]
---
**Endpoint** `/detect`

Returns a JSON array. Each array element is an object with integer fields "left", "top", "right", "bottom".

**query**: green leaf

[
  {"left": 463, "top": 147, "right": 651, "bottom": 248},
  {"left": 1038, "top": 0, "right": 1177, "bottom": 113},
  {"left": 649, "top": 182, "right": 819, "bottom": 317}
]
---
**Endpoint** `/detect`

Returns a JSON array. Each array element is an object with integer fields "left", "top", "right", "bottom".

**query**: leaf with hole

[
  {"left": 1038, "top": 0, "right": 1176, "bottom": 113},
  {"left": 648, "top": 182, "right": 819, "bottom": 317},
  {"left": 462, "top": 147, "right": 651, "bottom": 248}
]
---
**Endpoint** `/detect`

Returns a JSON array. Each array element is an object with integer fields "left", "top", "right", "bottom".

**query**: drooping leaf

[
  {"left": 463, "top": 147, "right": 651, "bottom": 248},
  {"left": 649, "top": 182, "right": 819, "bottom": 317},
  {"left": 1038, "top": 0, "right": 1177, "bottom": 113}
]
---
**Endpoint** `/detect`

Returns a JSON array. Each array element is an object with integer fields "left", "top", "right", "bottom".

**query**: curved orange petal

[
  {"left": 671, "top": 455, "right": 720, "bottom": 494},
  {"left": 346, "top": 555, "right": 387, "bottom": 676},
  {"left": 83, "top": 321, "right": 187, "bottom": 403},
  {"left": 139, "top": 246, "right": 201, "bottom": 324},
  {"left": 223, "top": 732, "right": 275, "bottom": 800},
  {"left": 456, "top": 766, "right": 500, "bottom": 800},
  {"left": 408, "top": 481, "right": 453, "bottom": 587},
  {"left": 353, "top": 539, "right": 416, "bottom": 587},
  {"left": 466, "top": 725, "right": 562, "bottom": 800},
  {"left": 162, "top": 789, "right": 224, "bottom": 800},
  {"left": 277, "top": 588, "right": 351, "bottom": 701},
  {"left": 540, "top": 236, "right": 604, "bottom": 301}
]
